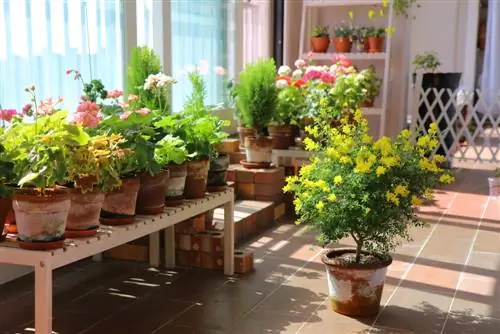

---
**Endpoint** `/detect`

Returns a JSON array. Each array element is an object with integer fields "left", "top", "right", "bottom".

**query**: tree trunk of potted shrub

[
  {"left": 136, "top": 170, "right": 170, "bottom": 214},
  {"left": 165, "top": 163, "right": 188, "bottom": 206},
  {"left": 207, "top": 154, "right": 230, "bottom": 192},
  {"left": 268, "top": 124, "right": 295, "bottom": 150},
  {"left": 100, "top": 177, "right": 141, "bottom": 225},
  {"left": 184, "top": 159, "right": 210, "bottom": 199},
  {"left": 13, "top": 188, "right": 71, "bottom": 250}
]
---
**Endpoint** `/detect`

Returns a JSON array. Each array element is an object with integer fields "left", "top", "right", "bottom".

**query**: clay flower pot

[
  {"left": 207, "top": 154, "right": 230, "bottom": 190},
  {"left": 184, "top": 159, "right": 210, "bottom": 199},
  {"left": 333, "top": 37, "right": 352, "bottom": 53},
  {"left": 238, "top": 127, "right": 257, "bottom": 148},
  {"left": 100, "top": 177, "right": 141, "bottom": 225},
  {"left": 310, "top": 36, "right": 330, "bottom": 53},
  {"left": 321, "top": 248, "right": 392, "bottom": 317},
  {"left": 244, "top": 136, "right": 274, "bottom": 164},
  {"left": 360, "top": 98, "right": 374, "bottom": 108},
  {"left": 0, "top": 197, "right": 13, "bottom": 241},
  {"left": 165, "top": 163, "right": 188, "bottom": 206},
  {"left": 268, "top": 124, "right": 295, "bottom": 150},
  {"left": 13, "top": 188, "right": 71, "bottom": 244},
  {"left": 136, "top": 170, "right": 170, "bottom": 215},
  {"left": 66, "top": 188, "right": 105, "bottom": 231},
  {"left": 367, "top": 37, "right": 384, "bottom": 53}
]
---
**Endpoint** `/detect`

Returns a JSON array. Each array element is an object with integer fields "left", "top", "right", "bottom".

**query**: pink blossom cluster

[
  {"left": 0, "top": 108, "right": 17, "bottom": 122},
  {"left": 37, "top": 97, "right": 63, "bottom": 116},
  {"left": 73, "top": 101, "right": 101, "bottom": 128}
]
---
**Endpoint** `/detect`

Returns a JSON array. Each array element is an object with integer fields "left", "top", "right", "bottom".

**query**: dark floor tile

[
  {"left": 442, "top": 313, "right": 500, "bottom": 333},
  {"left": 153, "top": 324, "right": 225, "bottom": 334}
]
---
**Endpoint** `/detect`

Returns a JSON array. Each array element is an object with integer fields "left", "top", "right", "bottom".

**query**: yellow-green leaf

[
  {"left": 379, "top": 9, "right": 384, "bottom": 16},
  {"left": 348, "top": 11, "right": 354, "bottom": 19},
  {"left": 368, "top": 10, "right": 375, "bottom": 19},
  {"left": 382, "top": 0, "right": 389, "bottom": 7}
]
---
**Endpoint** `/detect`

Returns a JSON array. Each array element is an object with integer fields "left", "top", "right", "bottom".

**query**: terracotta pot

[
  {"left": 333, "top": 37, "right": 352, "bottom": 53},
  {"left": 136, "top": 170, "right": 170, "bottom": 215},
  {"left": 207, "top": 154, "right": 230, "bottom": 188},
  {"left": 244, "top": 136, "right": 274, "bottom": 163},
  {"left": 101, "top": 178, "right": 140, "bottom": 224},
  {"left": 165, "top": 163, "right": 187, "bottom": 204},
  {"left": 268, "top": 124, "right": 295, "bottom": 150},
  {"left": 321, "top": 248, "right": 392, "bottom": 317},
  {"left": 13, "top": 188, "right": 71, "bottom": 243},
  {"left": 367, "top": 37, "right": 384, "bottom": 53},
  {"left": 238, "top": 127, "right": 257, "bottom": 148},
  {"left": 0, "top": 197, "right": 13, "bottom": 241},
  {"left": 360, "top": 98, "right": 374, "bottom": 108},
  {"left": 66, "top": 188, "right": 105, "bottom": 231},
  {"left": 184, "top": 159, "right": 210, "bottom": 199},
  {"left": 310, "top": 36, "right": 330, "bottom": 53}
]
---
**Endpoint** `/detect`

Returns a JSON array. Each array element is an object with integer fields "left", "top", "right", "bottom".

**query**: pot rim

[
  {"left": 13, "top": 187, "right": 71, "bottom": 202},
  {"left": 321, "top": 248, "right": 392, "bottom": 270}
]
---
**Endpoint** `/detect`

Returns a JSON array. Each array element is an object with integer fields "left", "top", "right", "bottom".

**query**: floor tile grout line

[
  {"left": 439, "top": 195, "right": 491, "bottom": 334},
  {"left": 367, "top": 185, "right": 463, "bottom": 331}
]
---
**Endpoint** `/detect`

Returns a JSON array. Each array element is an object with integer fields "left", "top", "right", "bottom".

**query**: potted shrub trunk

[{"left": 284, "top": 111, "right": 455, "bottom": 316}]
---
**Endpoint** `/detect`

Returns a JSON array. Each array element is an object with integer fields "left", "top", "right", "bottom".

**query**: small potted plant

[
  {"left": 366, "top": 27, "right": 386, "bottom": 53},
  {"left": 207, "top": 152, "right": 231, "bottom": 192},
  {"left": 353, "top": 26, "right": 369, "bottom": 52},
  {"left": 236, "top": 58, "right": 278, "bottom": 168},
  {"left": 359, "top": 65, "right": 382, "bottom": 108},
  {"left": 284, "top": 111, "right": 455, "bottom": 316},
  {"left": 310, "top": 25, "right": 330, "bottom": 53},
  {"left": 488, "top": 168, "right": 500, "bottom": 197},
  {"left": 332, "top": 23, "right": 353, "bottom": 53}
]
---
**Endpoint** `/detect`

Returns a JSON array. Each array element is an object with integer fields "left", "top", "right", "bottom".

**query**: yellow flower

[
  {"left": 380, "top": 156, "right": 399, "bottom": 168},
  {"left": 342, "top": 124, "right": 351, "bottom": 135},
  {"left": 394, "top": 184, "right": 410, "bottom": 197},
  {"left": 293, "top": 197, "right": 302, "bottom": 211},
  {"left": 428, "top": 123, "right": 439, "bottom": 135},
  {"left": 411, "top": 195, "right": 422, "bottom": 206},
  {"left": 339, "top": 156, "right": 352, "bottom": 164},
  {"left": 398, "top": 129, "right": 411, "bottom": 140},
  {"left": 386, "top": 191, "right": 400, "bottom": 205},
  {"left": 328, "top": 193, "right": 337, "bottom": 202},
  {"left": 299, "top": 164, "right": 313, "bottom": 177},
  {"left": 362, "top": 134, "right": 372, "bottom": 144},
  {"left": 439, "top": 174, "right": 455, "bottom": 184},
  {"left": 354, "top": 109, "right": 363, "bottom": 123},
  {"left": 315, "top": 201, "right": 325, "bottom": 211},
  {"left": 376, "top": 166, "right": 386, "bottom": 176},
  {"left": 334, "top": 175, "right": 343, "bottom": 185},
  {"left": 304, "top": 137, "right": 320, "bottom": 151}
]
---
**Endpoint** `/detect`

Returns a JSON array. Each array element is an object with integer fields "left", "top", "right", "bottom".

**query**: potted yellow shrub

[{"left": 284, "top": 110, "right": 455, "bottom": 316}]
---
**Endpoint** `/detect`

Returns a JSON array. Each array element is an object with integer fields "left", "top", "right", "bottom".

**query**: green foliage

[
  {"left": 236, "top": 58, "right": 278, "bottom": 135},
  {"left": 311, "top": 25, "right": 329, "bottom": 38},
  {"left": 333, "top": 23, "right": 353, "bottom": 38},
  {"left": 2, "top": 111, "right": 90, "bottom": 191},
  {"left": 126, "top": 46, "right": 163, "bottom": 109},
  {"left": 83, "top": 79, "right": 108, "bottom": 102},
  {"left": 393, "top": 0, "right": 418, "bottom": 17},
  {"left": 0, "top": 140, "right": 15, "bottom": 197},
  {"left": 154, "top": 134, "right": 190, "bottom": 166},
  {"left": 359, "top": 65, "right": 382, "bottom": 100},
  {"left": 413, "top": 51, "right": 441, "bottom": 73},
  {"left": 367, "top": 27, "right": 386, "bottom": 38},
  {"left": 284, "top": 111, "right": 455, "bottom": 262},
  {"left": 274, "top": 85, "right": 306, "bottom": 125},
  {"left": 353, "top": 26, "right": 369, "bottom": 42}
]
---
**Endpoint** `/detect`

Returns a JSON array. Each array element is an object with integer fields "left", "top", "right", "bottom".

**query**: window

[{"left": 0, "top": 0, "right": 124, "bottom": 111}]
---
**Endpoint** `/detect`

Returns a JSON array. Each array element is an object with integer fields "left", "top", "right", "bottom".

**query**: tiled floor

[{"left": 1, "top": 163, "right": 500, "bottom": 333}]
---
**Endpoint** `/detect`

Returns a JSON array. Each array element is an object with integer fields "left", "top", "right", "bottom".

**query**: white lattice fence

[{"left": 411, "top": 84, "right": 500, "bottom": 164}]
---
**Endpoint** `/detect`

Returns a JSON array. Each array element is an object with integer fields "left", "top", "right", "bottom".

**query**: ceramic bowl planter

[
  {"left": 13, "top": 188, "right": 71, "bottom": 250},
  {"left": 243, "top": 136, "right": 274, "bottom": 167},
  {"left": 165, "top": 163, "right": 188, "bottom": 206},
  {"left": 268, "top": 125, "right": 295, "bottom": 150},
  {"left": 367, "top": 37, "right": 384, "bottom": 53},
  {"left": 311, "top": 36, "right": 330, "bottom": 53},
  {"left": 100, "top": 177, "right": 141, "bottom": 225},
  {"left": 333, "top": 37, "right": 351, "bottom": 53},
  {"left": 207, "top": 154, "right": 230, "bottom": 192},
  {"left": 238, "top": 127, "right": 257, "bottom": 148},
  {"left": 321, "top": 248, "right": 392, "bottom": 317},
  {"left": 488, "top": 177, "right": 500, "bottom": 197},
  {"left": 65, "top": 188, "right": 105, "bottom": 237},
  {"left": 136, "top": 170, "right": 170, "bottom": 215},
  {"left": 184, "top": 159, "right": 210, "bottom": 199}
]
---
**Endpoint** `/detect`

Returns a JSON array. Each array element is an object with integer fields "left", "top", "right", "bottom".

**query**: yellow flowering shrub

[{"left": 283, "top": 110, "right": 455, "bottom": 262}]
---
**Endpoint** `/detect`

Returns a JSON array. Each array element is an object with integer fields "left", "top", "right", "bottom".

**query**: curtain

[
  {"left": 481, "top": 0, "right": 500, "bottom": 115},
  {"left": 0, "top": 0, "right": 124, "bottom": 112},
  {"left": 170, "top": 0, "right": 228, "bottom": 112}
]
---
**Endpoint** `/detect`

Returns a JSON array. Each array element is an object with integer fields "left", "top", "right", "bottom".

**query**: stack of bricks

[
  {"left": 215, "top": 138, "right": 245, "bottom": 164},
  {"left": 227, "top": 165, "right": 285, "bottom": 203}
]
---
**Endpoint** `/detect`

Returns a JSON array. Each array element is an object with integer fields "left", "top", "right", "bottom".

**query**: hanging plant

[{"left": 392, "top": 0, "right": 419, "bottom": 17}]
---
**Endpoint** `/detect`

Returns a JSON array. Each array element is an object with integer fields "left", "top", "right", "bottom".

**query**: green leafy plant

[
  {"left": 274, "top": 85, "right": 306, "bottom": 125},
  {"left": 494, "top": 168, "right": 500, "bottom": 178},
  {"left": 367, "top": 27, "right": 386, "bottom": 38},
  {"left": 393, "top": 0, "right": 418, "bottom": 17},
  {"left": 413, "top": 51, "right": 441, "bottom": 73},
  {"left": 0, "top": 141, "right": 15, "bottom": 198},
  {"left": 353, "top": 26, "right": 369, "bottom": 42},
  {"left": 333, "top": 23, "right": 353, "bottom": 38},
  {"left": 284, "top": 110, "right": 455, "bottom": 263},
  {"left": 236, "top": 58, "right": 278, "bottom": 135},
  {"left": 126, "top": 46, "right": 162, "bottom": 109},
  {"left": 311, "top": 25, "right": 329, "bottom": 38},
  {"left": 154, "top": 134, "right": 190, "bottom": 166},
  {"left": 359, "top": 65, "right": 382, "bottom": 101}
]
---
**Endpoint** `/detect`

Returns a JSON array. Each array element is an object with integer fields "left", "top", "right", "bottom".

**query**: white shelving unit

[{"left": 298, "top": 0, "right": 394, "bottom": 137}]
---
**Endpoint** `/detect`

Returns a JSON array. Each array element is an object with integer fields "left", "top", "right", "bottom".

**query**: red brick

[
  {"left": 254, "top": 167, "right": 285, "bottom": 184},
  {"left": 237, "top": 183, "right": 255, "bottom": 200},
  {"left": 176, "top": 250, "right": 202, "bottom": 268},
  {"left": 255, "top": 194, "right": 284, "bottom": 203},
  {"left": 175, "top": 214, "right": 205, "bottom": 234},
  {"left": 235, "top": 169, "right": 255, "bottom": 183},
  {"left": 215, "top": 138, "right": 240, "bottom": 154},
  {"left": 274, "top": 203, "right": 286, "bottom": 220},
  {"left": 200, "top": 230, "right": 224, "bottom": 253},
  {"left": 227, "top": 169, "right": 235, "bottom": 182},
  {"left": 234, "top": 250, "right": 254, "bottom": 274},
  {"left": 229, "top": 151, "right": 246, "bottom": 164},
  {"left": 254, "top": 181, "right": 285, "bottom": 197},
  {"left": 201, "top": 252, "right": 224, "bottom": 271}
]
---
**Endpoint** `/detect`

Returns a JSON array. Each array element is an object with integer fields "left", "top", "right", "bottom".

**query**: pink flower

[
  {"left": 66, "top": 69, "right": 72, "bottom": 75},
  {"left": 22, "top": 103, "right": 33, "bottom": 115},
  {"left": 107, "top": 89, "right": 123, "bottom": 99},
  {"left": 214, "top": 66, "right": 226, "bottom": 76},
  {"left": 73, "top": 111, "right": 100, "bottom": 128},
  {"left": 294, "top": 59, "right": 307, "bottom": 69},
  {"left": 303, "top": 70, "right": 336, "bottom": 84},
  {"left": 308, "top": 51, "right": 314, "bottom": 59},
  {"left": 333, "top": 53, "right": 353, "bottom": 68},
  {"left": 0, "top": 109, "right": 17, "bottom": 122},
  {"left": 120, "top": 111, "right": 132, "bottom": 121},
  {"left": 37, "top": 97, "right": 59, "bottom": 116},
  {"left": 127, "top": 94, "right": 139, "bottom": 102},
  {"left": 136, "top": 107, "right": 150, "bottom": 115},
  {"left": 77, "top": 101, "right": 101, "bottom": 114}
]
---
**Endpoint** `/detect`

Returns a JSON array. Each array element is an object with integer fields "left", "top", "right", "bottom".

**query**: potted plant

[
  {"left": 332, "top": 23, "right": 353, "bottom": 53},
  {"left": 64, "top": 134, "right": 132, "bottom": 236},
  {"left": 207, "top": 152, "right": 230, "bottom": 192},
  {"left": 310, "top": 25, "right": 330, "bottom": 53},
  {"left": 353, "top": 26, "right": 369, "bottom": 52},
  {"left": 359, "top": 65, "right": 382, "bottom": 108},
  {"left": 488, "top": 168, "right": 500, "bottom": 197},
  {"left": 2, "top": 88, "right": 90, "bottom": 249},
  {"left": 284, "top": 111, "right": 455, "bottom": 316},
  {"left": 153, "top": 132, "right": 190, "bottom": 206},
  {"left": 366, "top": 27, "right": 385, "bottom": 53},
  {"left": 236, "top": 58, "right": 278, "bottom": 167}
]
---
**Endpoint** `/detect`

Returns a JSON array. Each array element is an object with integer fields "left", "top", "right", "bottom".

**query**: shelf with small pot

[{"left": 302, "top": 52, "right": 386, "bottom": 61}]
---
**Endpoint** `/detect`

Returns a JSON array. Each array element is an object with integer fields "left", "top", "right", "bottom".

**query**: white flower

[
  {"left": 276, "top": 79, "right": 289, "bottom": 89},
  {"left": 198, "top": 60, "right": 209, "bottom": 75},
  {"left": 292, "top": 69, "right": 303, "bottom": 80},
  {"left": 305, "top": 65, "right": 327, "bottom": 73},
  {"left": 143, "top": 73, "right": 176, "bottom": 90},
  {"left": 278, "top": 65, "right": 292, "bottom": 76},
  {"left": 294, "top": 59, "right": 307, "bottom": 69},
  {"left": 329, "top": 64, "right": 338, "bottom": 74}
]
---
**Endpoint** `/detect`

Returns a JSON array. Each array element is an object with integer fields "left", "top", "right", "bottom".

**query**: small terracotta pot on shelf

[
  {"left": 367, "top": 37, "right": 384, "bottom": 53},
  {"left": 268, "top": 124, "right": 295, "bottom": 150},
  {"left": 332, "top": 37, "right": 351, "bottom": 53},
  {"left": 184, "top": 159, "right": 210, "bottom": 199},
  {"left": 165, "top": 163, "right": 187, "bottom": 206},
  {"left": 100, "top": 177, "right": 140, "bottom": 225},
  {"left": 136, "top": 170, "right": 170, "bottom": 215},
  {"left": 311, "top": 36, "right": 330, "bottom": 53}
]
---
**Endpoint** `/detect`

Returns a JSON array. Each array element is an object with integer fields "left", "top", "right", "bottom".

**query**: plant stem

[{"left": 355, "top": 240, "right": 363, "bottom": 263}]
